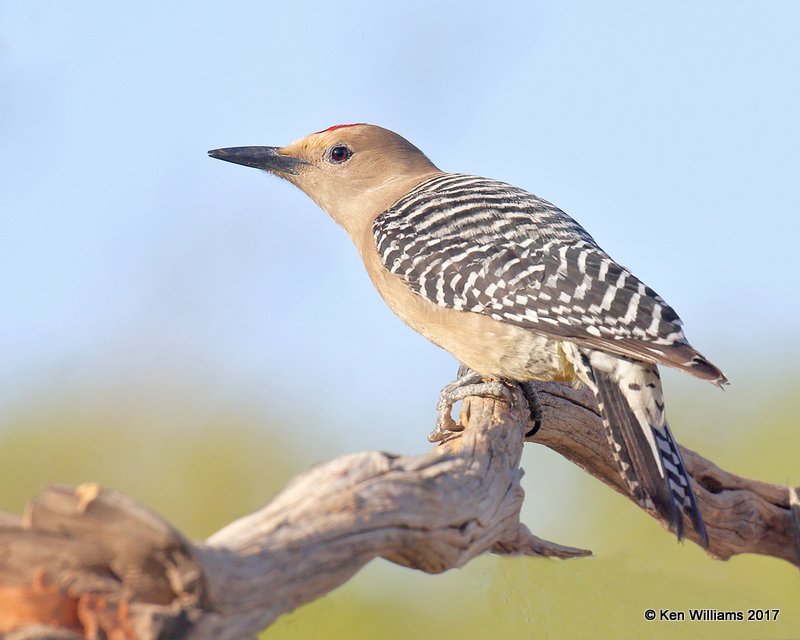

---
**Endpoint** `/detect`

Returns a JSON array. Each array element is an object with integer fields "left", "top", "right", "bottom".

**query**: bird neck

[{"left": 333, "top": 169, "right": 445, "bottom": 239}]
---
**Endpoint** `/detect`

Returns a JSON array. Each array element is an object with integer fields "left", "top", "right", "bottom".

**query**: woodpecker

[{"left": 209, "top": 123, "right": 726, "bottom": 546}]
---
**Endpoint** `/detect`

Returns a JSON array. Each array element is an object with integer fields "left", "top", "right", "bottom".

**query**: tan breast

[{"left": 355, "top": 227, "right": 576, "bottom": 382}]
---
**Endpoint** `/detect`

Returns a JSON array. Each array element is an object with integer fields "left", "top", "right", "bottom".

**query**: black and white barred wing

[{"left": 373, "top": 173, "right": 725, "bottom": 385}]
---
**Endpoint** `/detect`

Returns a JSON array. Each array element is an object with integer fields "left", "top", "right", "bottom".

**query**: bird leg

[{"left": 429, "top": 366, "right": 539, "bottom": 443}]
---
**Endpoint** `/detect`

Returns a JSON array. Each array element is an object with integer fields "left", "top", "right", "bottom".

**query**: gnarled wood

[
  {"left": 530, "top": 381, "right": 799, "bottom": 564},
  {"left": 0, "top": 382, "right": 796, "bottom": 639}
]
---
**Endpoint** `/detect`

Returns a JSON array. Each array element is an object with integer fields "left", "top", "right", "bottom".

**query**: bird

[{"left": 208, "top": 123, "right": 726, "bottom": 547}]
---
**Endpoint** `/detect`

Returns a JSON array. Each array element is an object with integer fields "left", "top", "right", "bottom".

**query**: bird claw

[
  {"left": 520, "top": 382, "right": 543, "bottom": 437},
  {"left": 428, "top": 370, "right": 483, "bottom": 442},
  {"left": 428, "top": 369, "right": 537, "bottom": 442}
]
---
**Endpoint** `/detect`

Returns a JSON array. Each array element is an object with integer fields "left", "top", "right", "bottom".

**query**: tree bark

[{"left": 0, "top": 382, "right": 797, "bottom": 639}]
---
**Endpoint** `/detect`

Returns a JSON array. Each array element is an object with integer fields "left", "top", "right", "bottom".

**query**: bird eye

[{"left": 328, "top": 145, "right": 352, "bottom": 164}]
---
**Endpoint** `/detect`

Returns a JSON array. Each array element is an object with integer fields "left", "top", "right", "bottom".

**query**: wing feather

[{"left": 373, "top": 173, "right": 726, "bottom": 384}]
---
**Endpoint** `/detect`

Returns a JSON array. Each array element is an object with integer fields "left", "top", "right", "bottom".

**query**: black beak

[{"left": 207, "top": 146, "right": 306, "bottom": 175}]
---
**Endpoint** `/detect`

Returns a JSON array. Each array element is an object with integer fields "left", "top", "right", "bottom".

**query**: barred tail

[
  {"left": 656, "top": 422, "right": 707, "bottom": 545},
  {"left": 575, "top": 348, "right": 708, "bottom": 547}
]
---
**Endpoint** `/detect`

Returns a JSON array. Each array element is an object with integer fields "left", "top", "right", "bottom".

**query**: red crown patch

[{"left": 315, "top": 123, "right": 366, "bottom": 134}]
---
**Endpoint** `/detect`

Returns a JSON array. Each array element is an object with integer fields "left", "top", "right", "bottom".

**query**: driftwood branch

[{"left": 0, "top": 382, "right": 797, "bottom": 639}]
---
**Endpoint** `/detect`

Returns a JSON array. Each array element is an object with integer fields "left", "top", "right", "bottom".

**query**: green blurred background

[{"left": 1, "top": 1, "right": 798, "bottom": 638}]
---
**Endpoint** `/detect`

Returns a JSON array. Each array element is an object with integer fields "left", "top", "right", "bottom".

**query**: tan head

[{"left": 209, "top": 124, "right": 441, "bottom": 235}]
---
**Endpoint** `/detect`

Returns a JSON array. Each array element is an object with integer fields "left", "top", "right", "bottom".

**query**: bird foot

[
  {"left": 428, "top": 367, "right": 541, "bottom": 442},
  {"left": 520, "top": 382, "right": 543, "bottom": 438}
]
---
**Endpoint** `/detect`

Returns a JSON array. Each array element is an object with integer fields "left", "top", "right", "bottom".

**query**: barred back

[{"left": 373, "top": 173, "right": 725, "bottom": 384}]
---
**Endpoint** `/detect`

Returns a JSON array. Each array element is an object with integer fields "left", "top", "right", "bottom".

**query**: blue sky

[{"left": 1, "top": 1, "right": 798, "bottom": 454}]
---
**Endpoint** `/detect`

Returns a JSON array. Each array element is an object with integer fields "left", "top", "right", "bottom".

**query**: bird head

[{"left": 209, "top": 124, "right": 440, "bottom": 235}]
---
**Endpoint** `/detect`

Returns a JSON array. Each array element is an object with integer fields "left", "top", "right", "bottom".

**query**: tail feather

[
  {"left": 573, "top": 348, "right": 707, "bottom": 546},
  {"left": 658, "top": 423, "right": 708, "bottom": 545}
]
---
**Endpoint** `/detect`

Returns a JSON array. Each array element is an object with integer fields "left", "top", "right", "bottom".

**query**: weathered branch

[
  {"left": 0, "top": 382, "right": 796, "bottom": 639},
  {"left": 529, "top": 381, "right": 799, "bottom": 565}
]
